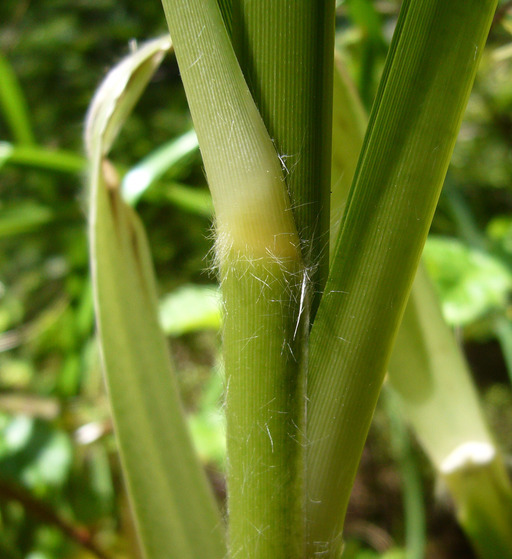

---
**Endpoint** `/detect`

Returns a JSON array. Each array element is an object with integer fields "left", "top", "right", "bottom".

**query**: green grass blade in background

[
  {"left": 0, "top": 203, "right": 76, "bottom": 238},
  {"left": 160, "top": 2, "right": 307, "bottom": 557},
  {"left": 345, "top": 0, "right": 387, "bottom": 108},
  {"left": 121, "top": 129, "right": 198, "bottom": 205},
  {"left": 384, "top": 389, "right": 426, "bottom": 559},
  {"left": 0, "top": 142, "right": 85, "bottom": 174},
  {"left": 86, "top": 37, "right": 226, "bottom": 559},
  {"left": 231, "top": 1, "right": 336, "bottom": 313},
  {"left": 0, "top": 52, "right": 35, "bottom": 145},
  {"left": 306, "top": 2, "right": 498, "bottom": 556},
  {"left": 330, "top": 55, "right": 367, "bottom": 246},
  {"left": 160, "top": 182, "right": 213, "bottom": 216}
]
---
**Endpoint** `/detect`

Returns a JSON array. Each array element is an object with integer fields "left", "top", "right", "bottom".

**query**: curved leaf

[{"left": 87, "top": 37, "right": 226, "bottom": 559}]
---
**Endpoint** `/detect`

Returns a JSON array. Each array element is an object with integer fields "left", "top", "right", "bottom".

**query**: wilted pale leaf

[{"left": 84, "top": 36, "right": 171, "bottom": 158}]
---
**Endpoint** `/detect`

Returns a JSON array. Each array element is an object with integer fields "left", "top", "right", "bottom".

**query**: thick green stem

[
  {"left": 231, "top": 1, "right": 335, "bottom": 315},
  {"left": 160, "top": 2, "right": 307, "bottom": 557},
  {"left": 223, "top": 256, "right": 306, "bottom": 559}
]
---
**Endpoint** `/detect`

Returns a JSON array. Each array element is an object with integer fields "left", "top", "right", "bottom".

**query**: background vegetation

[{"left": 1, "top": 1, "right": 512, "bottom": 558}]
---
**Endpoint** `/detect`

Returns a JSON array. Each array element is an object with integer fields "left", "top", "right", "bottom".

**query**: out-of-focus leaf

[
  {"left": 345, "top": 0, "right": 387, "bottom": 107},
  {"left": 0, "top": 204, "right": 55, "bottom": 238},
  {"left": 87, "top": 36, "right": 225, "bottom": 559},
  {"left": 26, "top": 552, "right": 49, "bottom": 559},
  {"left": 0, "top": 142, "right": 85, "bottom": 174},
  {"left": 159, "top": 284, "right": 221, "bottom": 336},
  {"left": 487, "top": 215, "right": 512, "bottom": 255},
  {"left": 0, "top": 53, "right": 35, "bottom": 145},
  {"left": 381, "top": 550, "right": 406, "bottom": 559},
  {"left": 330, "top": 54, "right": 367, "bottom": 246},
  {"left": 122, "top": 129, "right": 198, "bottom": 205},
  {"left": 0, "top": 416, "right": 72, "bottom": 490},
  {"left": 346, "top": 0, "right": 385, "bottom": 43},
  {"left": 342, "top": 542, "right": 406, "bottom": 559},
  {"left": 188, "top": 369, "right": 225, "bottom": 467},
  {"left": 423, "top": 236, "right": 512, "bottom": 326},
  {"left": 161, "top": 182, "right": 213, "bottom": 216}
]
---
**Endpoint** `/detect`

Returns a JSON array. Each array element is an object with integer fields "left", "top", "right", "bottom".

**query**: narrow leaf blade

[
  {"left": 306, "top": 1, "right": 498, "bottom": 554},
  {"left": 87, "top": 38, "right": 226, "bottom": 559},
  {"left": 0, "top": 52, "right": 35, "bottom": 145}
]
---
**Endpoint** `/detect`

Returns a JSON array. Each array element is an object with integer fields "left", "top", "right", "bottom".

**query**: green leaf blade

[
  {"left": 91, "top": 181, "right": 225, "bottom": 559},
  {"left": 0, "top": 52, "right": 36, "bottom": 145},
  {"left": 121, "top": 129, "right": 199, "bottom": 205},
  {"left": 306, "top": 1, "right": 498, "bottom": 555},
  {"left": 87, "top": 38, "right": 226, "bottom": 559}
]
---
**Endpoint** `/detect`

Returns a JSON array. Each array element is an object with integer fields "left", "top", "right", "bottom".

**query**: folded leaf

[{"left": 87, "top": 37, "right": 225, "bottom": 559}]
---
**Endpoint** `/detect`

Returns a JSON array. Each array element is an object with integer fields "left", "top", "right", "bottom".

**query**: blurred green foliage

[{"left": 0, "top": 0, "right": 512, "bottom": 557}]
